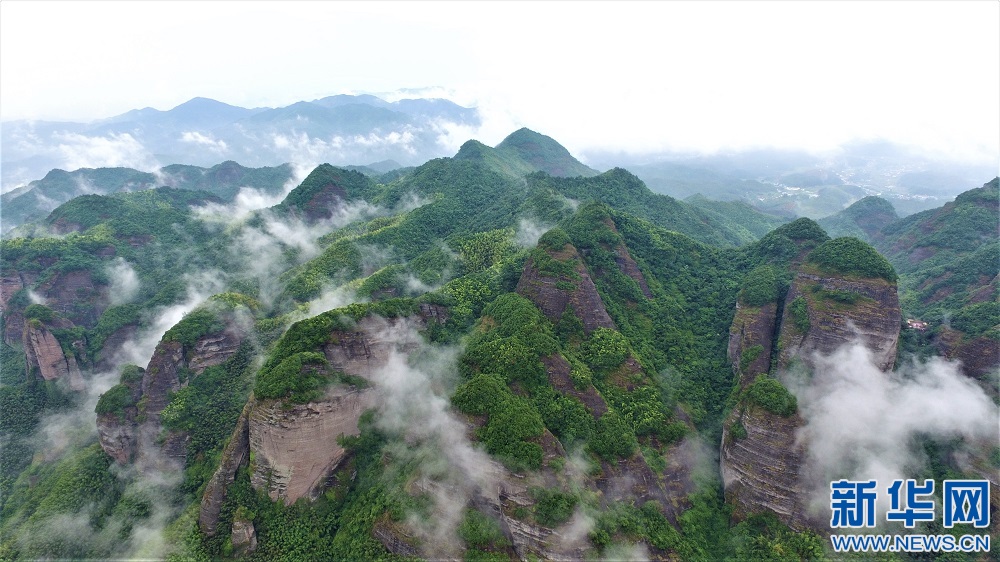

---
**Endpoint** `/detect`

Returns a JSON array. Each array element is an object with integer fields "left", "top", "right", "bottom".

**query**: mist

[
  {"left": 785, "top": 342, "right": 999, "bottom": 516},
  {"left": 369, "top": 319, "right": 501, "bottom": 557},
  {"left": 106, "top": 257, "right": 140, "bottom": 305}
]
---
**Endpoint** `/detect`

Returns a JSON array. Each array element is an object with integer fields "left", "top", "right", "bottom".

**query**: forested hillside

[{"left": 0, "top": 131, "right": 995, "bottom": 561}]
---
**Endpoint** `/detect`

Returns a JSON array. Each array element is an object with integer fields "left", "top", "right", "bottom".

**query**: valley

[{"left": 0, "top": 128, "right": 996, "bottom": 561}]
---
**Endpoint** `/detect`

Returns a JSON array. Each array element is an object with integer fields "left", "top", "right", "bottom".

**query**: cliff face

[
  {"left": 728, "top": 302, "right": 778, "bottom": 383},
  {"left": 246, "top": 311, "right": 444, "bottom": 505},
  {"left": 23, "top": 319, "right": 84, "bottom": 390},
  {"left": 721, "top": 264, "right": 901, "bottom": 531},
  {"left": 721, "top": 407, "right": 809, "bottom": 528},
  {"left": 35, "top": 269, "right": 108, "bottom": 328},
  {"left": 777, "top": 272, "right": 900, "bottom": 371},
  {"left": 199, "top": 402, "right": 252, "bottom": 535},
  {"left": 515, "top": 242, "right": 616, "bottom": 334},
  {"left": 132, "top": 327, "right": 246, "bottom": 467},
  {"left": 249, "top": 387, "right": 376, "bottom": 503},
  {"left": 96, "top": 370, "right": 144, "bottom": 464}
]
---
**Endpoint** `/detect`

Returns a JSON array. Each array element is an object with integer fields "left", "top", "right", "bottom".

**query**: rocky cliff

[
  {"left": 721, "top": 261, "right": 901, "bottom": 531},
  {"left": 23, "top": 318, "right": 84, "bottom": 390},
  {"left": 777, "top": 271, "right": 900, "bottom": 371},
  {"left": 128, "top": 324, "right": 246, "bottom": 467},
  {"left": 249, "top": 386, "right": 376, "bottom": 503},
  {"left": 95, "top": 367, "right": 144, "bottom": 465},
  {"left": 246, "top": 312, "right": 442, "bottom": 504},
  {"left": 199, "top": 402, "right": 252, "bottom": 535},
  {"left": 515, "top": 240, "right": 616, "bottom": 334}
]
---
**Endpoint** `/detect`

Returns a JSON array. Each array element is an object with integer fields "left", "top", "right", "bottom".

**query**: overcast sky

[{"left": 2, "top": 1, "right": 998, "bottom": 162}]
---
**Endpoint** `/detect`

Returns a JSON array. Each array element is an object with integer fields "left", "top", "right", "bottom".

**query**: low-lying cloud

[
  {"left": 53, "top": 131, "right": 160, "bottom": 172},
  {"left": 786, "top": 342, "right": 999, "bottom": 516}
]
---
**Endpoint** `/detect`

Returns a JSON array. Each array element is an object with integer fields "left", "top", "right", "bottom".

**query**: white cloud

[
  {"left": 107, "top": 257, "right": 141, "bottom": 305},
  {"left": 787, "top": 342, "right": 999, "bottom": 517},
  {"left": 53, "top": 132, "right": 159, "bottom": 172},
  {"left": 180, "top": 131, "right": 228, "bottom": 153}
]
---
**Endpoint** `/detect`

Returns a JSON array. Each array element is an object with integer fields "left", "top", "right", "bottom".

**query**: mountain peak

[{"left": 495, "top": 129, "right": 597, "bottom": 178}]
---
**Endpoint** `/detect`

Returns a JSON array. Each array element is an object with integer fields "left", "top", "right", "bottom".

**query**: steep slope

[{"left": 720, "top": 223, "right": 902, "bottom": 532}]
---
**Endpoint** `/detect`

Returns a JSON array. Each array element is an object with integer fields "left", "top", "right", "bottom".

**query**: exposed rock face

[
  {"left": 94, "top": 323, "right": 139, "bottom": 372},
  {"left": 778, "top": 272, "right": 900, "bottom": 372},
  {"left": 516, "top": 243, "right": 616, "bottom": 334},
  {"left": 97, "top": 412, "right": 139, "bottom": 464},
  {"left": 721, "top": 408, "right": 810, "bottom": 528},
  {"left": 935, "top": 327, "right": 1000, "bottom": 398},
  {"left": 23, "top": 320, "right": 84, "bottom": 390},
  {"left": 200, "top": 402, "right": 252, "bottom": 535},
  {"left": 613, "top": 241, "right": 653, "bottom": 298},
  {"left": 231, "top": 518, "right": 258, "bottom": 556},
  {"left": 188, "top": 331, "right": 244, "bottom": 374},
  {"left": 302, "top": 183, "right": 347, "bottom": 222},
  {"left": 96, "top": 371, "right": 143, "bottom": 464},
  {"left": 728, "top": 302, "right": 778, "bottom": 382},
  {"left": 135, "top": 328, "right": 246, "bottom": 467},
  {"left": 542, "top": 354, "right": 607, "bottom": 418},
  {"left": 721, "top": 266, "right": 902, "bottom": 531},
  {"left": 250, "top": 387, "right": 376, "bottom": 503},
  {"left": 36, "top": 269, "right": 107, "bottom": 328}
]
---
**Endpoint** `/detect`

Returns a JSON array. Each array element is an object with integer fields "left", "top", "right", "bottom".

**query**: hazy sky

[{"left": 2, "top": 1, "right": 998, "bottom": 161}]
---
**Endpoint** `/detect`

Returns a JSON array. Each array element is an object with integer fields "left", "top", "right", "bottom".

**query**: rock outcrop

[
  {"left": 728, "top": 301, "right": 778, "bottom": 383},
  {"left": 134, "top": 326, "right": 246, "bottom": 467},
  {"left": 721, "top": 264, "right": 901, "bottom": 531},
  {"left": 199, "top": 402, "right": 252, "bottom": 535},
  {"left": 23, "top": 319, "right": 84, "bottom": 390},
  {"left": 247, "top": 313, "right": 441, "bottom": 504},
  {"left": 35, "top": 269, "right": 108, "bottom": 328},
  {"left": 231, "top": 518, "right": 258, "bottom": 556},
  {"left": 516, "top": 242, "right": 616, "bottom": 334},
  {"left": 96, "top": 369, "right": 144, "bottom": 464},
  {"left": 249, "top": 386, "right": 375, "bottom": 503},
  {"left": 777, "top": 272, "right": 900, "bottom": 371}
]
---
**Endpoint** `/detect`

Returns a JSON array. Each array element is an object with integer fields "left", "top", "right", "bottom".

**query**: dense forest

[{"left": 0, "top": 129, "right": 996, "bottom": 561}]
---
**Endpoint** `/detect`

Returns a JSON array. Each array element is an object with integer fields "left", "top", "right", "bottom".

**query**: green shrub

[
  {"left": 94, "top": 384, "right": 135, "bottom": 420},
  {"left": 23, "top": 304, "right": 55, "bottom": 323},
  {"left": 581, "top": 328, "right": 630, "bottom": 371},
  {"left": 788, "top": 297, "right": 810, "bottom": 333},
  {"left": 161, "top": 307, "right": 224, "bottom": 348},
  {"left": 531, "top": 488, "right": 578, "bottom": 527},
  {"left": 729, "top": 419, "right": 748, "bottom": 440},
  {"left": 744, "top": 375, "right": 797, "bottom": 416},
  {"left": 739, "top": 265, "right": 786, "bottom": 306},
  {"left": 254, "top": 352, "right": 330, "bottom": 402},
  {"left": 807, "top": 237, "right": 897, "bottom": 281},
  {"left": 588, "top": 410, "right": 637, "bottom": 460},
  {"left": 739, "top": 345, "right": 764, "bottom": 372},
  {"left": 458, "top": 509, "right": 509, "bottom": 549}
]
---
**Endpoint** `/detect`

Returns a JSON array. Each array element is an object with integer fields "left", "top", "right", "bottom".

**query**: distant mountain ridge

[
  {"left": 1, "top": 94, "right": 481, "bottom": 190},
  {"left": 1, "top": 161, "right": 295, "bottom": 232}
]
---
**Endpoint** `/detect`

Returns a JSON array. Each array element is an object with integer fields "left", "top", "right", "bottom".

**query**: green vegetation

[
  {"left": 458, "top": 509, "right": 510, "bottom": 550},
  {"left": 530, "top": 488, "right": 578, "bottom": 526},
  {"left": 739, "top": 345, "right": 765, "bottom": 372},
  {"left": 739, "top": 265, "right": 787, "bottom": 306},
  {"left": 253, "top": 351, "right": 331, "bottom": 403},
  {"left": 743, "top": 375, "right": 797, "bottom": 416},
  {"left": 2, "top": 137, "right": 986, "bottom": 561},
  {"left": 94, "top": 384, "right": 135, "bottom": 420},
  {"left": 808, "top": 237, "right": 897, "bottom": 281},
  {"left": 788, "top": 296, "right": 810, "bottom": 333}
]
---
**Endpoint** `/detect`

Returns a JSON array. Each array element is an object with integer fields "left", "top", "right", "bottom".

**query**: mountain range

[
  {"left": 1, "top": 94, "right": 480, "bottom": 191},
  {"left": 0, "top": 129, "right": 996, "bottom": 561}
]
